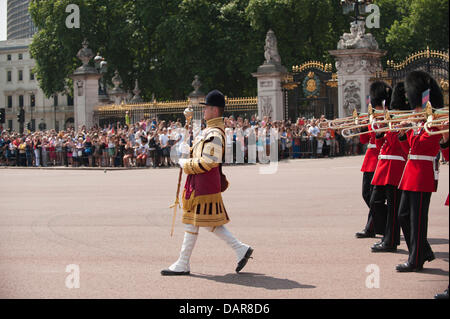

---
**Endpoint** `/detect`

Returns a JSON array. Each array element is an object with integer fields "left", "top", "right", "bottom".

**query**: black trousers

[
  {"left": 398, "top": 191, "right": 434, "bottom": 267},
  {"left": 370, "top": 185, "right": 401, "bottom": 246},
  {"left": 362, "top": 172, "right": 387, "bottom": 235}
]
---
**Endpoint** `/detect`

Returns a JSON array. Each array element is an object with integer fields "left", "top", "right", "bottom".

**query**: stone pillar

[
  {"left": 69, "top": 40, "right": 101, "bottom": 130},
  {"left": 329, "top": 21, "right": 386, "bottom": 117},
  {"left": 252, "top": 29, "right": 287, "bottom": 122},
  {"left": 188, "top": 75, "right": 205, "bottom": 139}
]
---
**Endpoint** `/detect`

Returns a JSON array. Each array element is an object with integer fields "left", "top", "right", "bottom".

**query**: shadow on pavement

[
  {"left": 428, "top": 238, "right": 449, "bottom": 245},
  {"left": 420, "top": 268, "right": 449, "bottom": 276},
  {"left": 190, "top": 272, "right": 316, "bottom": 290},
  {"left": 393, "top": 249, "right": 448, "bottom": 262}
]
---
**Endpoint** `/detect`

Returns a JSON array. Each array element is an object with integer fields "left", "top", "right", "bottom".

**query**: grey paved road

[{"left": 0, "top": 156, "right": 448, "bottom": 298}]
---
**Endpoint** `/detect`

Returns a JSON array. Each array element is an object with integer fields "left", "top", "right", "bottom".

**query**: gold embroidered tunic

[{"left": 181, "top": 117, "right": 230, "bottom": 227}]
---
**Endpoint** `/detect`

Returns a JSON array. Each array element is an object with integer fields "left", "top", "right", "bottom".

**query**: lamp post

[{"left": 340, "top": 0, "right": 373, "bottom": 23}]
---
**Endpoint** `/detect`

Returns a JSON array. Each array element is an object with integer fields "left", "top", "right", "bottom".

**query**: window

[
  {"left": 54, "top": 95, "right": 58, "bottom": 107},
  {"left": 7, "top": 71, "right": 12, "bottom": 82},
  {"left": 31, "top": 119, "right": 35, "bottom": 131},
  {"left": 30, "top": 95, "right": 35, "bottom": 107},
  {"left": 30, "top": 70, "right": 35, "bottom": 80},
  {"left": 8, "top": 120, "right": 12, "bottom": 130},
  {"left": 19, "top": 95, "right": 24, "bottom": 108},
  {"left": 18, "top": 70, "right": 23, "bottom": 81},
  {"left": 18, "top": 53, "right": 23, "bottom": 60},
  {"left": 7, "top": 54, "right": 11, "bottom": 61},
  {"left": 67, "top": 95, "right": 74, "bottom": 106},
  {"left": 7, "top": 96, "right": 13, "bottom": 108}
]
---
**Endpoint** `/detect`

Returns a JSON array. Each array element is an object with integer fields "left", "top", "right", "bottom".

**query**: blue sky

[{"left": 0, "top": 0, "right": 6, "bottom": 40}]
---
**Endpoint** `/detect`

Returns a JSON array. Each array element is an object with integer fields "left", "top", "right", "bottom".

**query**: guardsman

[
  {"left": 370, "top": 82, "right": 409, "bottom": 252},
  {"left": 355, "top": 81, "right": 390, "bottom": 238},
  {"left": 395, "top": 71, "right": 444, "bottom": 272},
  {"left": 161, "top": 90, "right": 253, "bottom": 276}
]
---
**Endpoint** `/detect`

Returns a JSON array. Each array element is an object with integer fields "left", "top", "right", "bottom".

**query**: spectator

[
  {"left": 159, "top": 127, "right": 170, "bottom": 167},
  {"left": 308, "top": 122, "right": 320, "bottom": 158}
]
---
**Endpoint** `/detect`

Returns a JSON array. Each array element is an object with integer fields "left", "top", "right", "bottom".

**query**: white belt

[
  {"left": 367, "top": 143, "right": 376, "bottom": 149},
  {"left": 408, "top": 154, "right": 439, "bottom": 180},
  {"left": 408, "top": 155, "right": 435, "bottom": 161},
  {"left": 378, "top": 155, "right": 405, "bottom": 161}
]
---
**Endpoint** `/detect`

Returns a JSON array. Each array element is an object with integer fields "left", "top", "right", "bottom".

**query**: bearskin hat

[
  {"left": 405, "top": 70, "right": 444, "bottom": 109},
  {"left": 390, "top": 82, "right": 411, "bottom": 111},
  {"left": 370, "top": 81, "right": 392, "bottom": 108}
]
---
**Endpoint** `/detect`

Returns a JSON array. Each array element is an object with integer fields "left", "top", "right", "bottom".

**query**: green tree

[
  {"left": 28, "top": 0, "right": 449, "bottom": 100},
  {"left": 378, "top": 0, "right": 449, "bottom": 60}
]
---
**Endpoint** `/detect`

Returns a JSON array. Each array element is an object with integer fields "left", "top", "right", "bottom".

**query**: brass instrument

[
  {"left": 322, "top": 107, "right": 415, "bottom": 130},
  {"left": 424, "top": 116, "right": 449, "bottom": 135},
  {"left": 340, "top": 107, "right": 383, "bottom": 138},
  {"left": 371, "top": 104, "right": 448, "bottom": 134}
]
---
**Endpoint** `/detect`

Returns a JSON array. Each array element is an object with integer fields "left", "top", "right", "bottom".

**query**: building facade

[
  {"left": 7, "top": 0, "right": 37, "bottom": 40},
  {"left": 0, "top": 38, "right": 74, "bottom": 132}
]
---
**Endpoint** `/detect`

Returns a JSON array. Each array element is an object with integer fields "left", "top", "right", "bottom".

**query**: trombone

[
  {"left": 325, "top": 107, "right": 412, "bottom": 130},
  {"left": 325, "top": 106, "right": 381, "bottom": 130},
  {"left": 424, "top": 117, "right": 449, "bottom": 135},
  {"left": 340, "top": 110, "right": 385, "bottom": 138},
  {"left": 371, "top": 104, "right": 448, "bottom": 134}
]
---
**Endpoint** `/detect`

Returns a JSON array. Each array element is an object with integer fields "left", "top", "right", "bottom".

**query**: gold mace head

[{"left": 184, "top": 106, "right": 194, "bottom": 123}]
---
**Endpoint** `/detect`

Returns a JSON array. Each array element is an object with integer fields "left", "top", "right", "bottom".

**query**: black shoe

[
  {"left": 371, "top": 243, "right": 397, "bottom": 252},
  {"left": 355, "top": 230, "right": 376, "bottom": 238},
  {"left": 425, "top": 252, "right": 435, "bottom": 262},
  {"left": 236, "top": 247, "right": 253, "bottom": 273},
  {"left": 396, "top": 262, "right": 423, "bottom": 272},
  {"left": 161, "top": 269, "right": 190, "bottom": 276},
  {"left": 434, "top": 289, "right": 449, "bottom": 299},
  {"left": 371, "top": 241, "right": 383, "bottom": 248}
]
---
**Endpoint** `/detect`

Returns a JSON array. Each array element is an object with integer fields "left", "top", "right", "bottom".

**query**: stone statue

[
  {"left": 131, "top": 79, "right": 143, "bottom": 103},
  {"left": 264, "top": 29, "right": 281, "bottom": 64},
  {"left": 343, "top": 81, "right": 361, "bottom": 114},
  {"left": 337, "top": 21, "right": 378, "bottom": 50},
  {"left": 192, "top": 75, "right": 202, "bottom": 93}
]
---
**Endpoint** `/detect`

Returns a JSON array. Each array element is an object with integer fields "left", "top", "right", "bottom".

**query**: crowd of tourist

[{"left": 0, "top": 115, "right": 370, "bottom": 168}]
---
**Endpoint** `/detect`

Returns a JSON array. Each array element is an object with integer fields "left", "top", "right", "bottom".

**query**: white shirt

[
  {"left": 159, "top": 134, "right": 169, "bottom": 147},
  {"left": 309, "top": 126, "right": 320, "bottom": 137}
]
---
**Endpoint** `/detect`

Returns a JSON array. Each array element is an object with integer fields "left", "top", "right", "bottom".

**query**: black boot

[
  {"left": 434, "top": 289, "right": 449, "bottom": 300},
  {"left": 371, "top": 242, "right": 397, "bottom": 252},
  {"left": 355, "top": 230, "right": 376, "bottom": 238},
  {"left": 396, "top": 262, "right": 423, "bottom": 272}
]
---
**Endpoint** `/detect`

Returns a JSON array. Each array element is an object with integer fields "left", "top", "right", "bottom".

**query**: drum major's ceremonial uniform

[
  {"left": 181, "top": 117, "right": 230, "bottom": 227},
  {"left": 161, "top": 90, "right": 253, "bottom": 276}
]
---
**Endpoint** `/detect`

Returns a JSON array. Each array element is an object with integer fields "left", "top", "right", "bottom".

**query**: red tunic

[
  {"left": 371, "top": 131, "right": 407, "bottom": 186},
  {"left": 360, "top": 125, "right": 380, "bottom": 172},
  {"left": 441, "top": 142, "right": 449, "bottom": 206},
  {"left": 398, "top": 125, "right": 442, "bottom": 193}
]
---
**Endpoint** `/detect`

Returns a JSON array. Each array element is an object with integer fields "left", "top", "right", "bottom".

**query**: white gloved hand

[{"left": 178, "top": 158, "right": 189, "bottom": 168}]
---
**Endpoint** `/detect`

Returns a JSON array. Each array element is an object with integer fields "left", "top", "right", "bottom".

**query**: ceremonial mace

[{"left": 170, "top": 105, "right": 194, "bottom": 236}]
